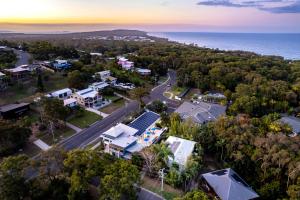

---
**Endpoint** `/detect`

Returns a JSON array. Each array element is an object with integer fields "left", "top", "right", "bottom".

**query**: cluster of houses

[
  {"left": 91, "top": 109, "right": 260, "bottom": 200},
  {"left": 0, "top": 60, "right": 71, "bottom": 87},
  {"left": 93, "top": 110, "right": 199, "bottom": 170},
  {"left": 46, "top": 70, "right": 118, "bottom": 109},
  {"left": 85, "top": 35, "right": 155, "bottom": 43}
]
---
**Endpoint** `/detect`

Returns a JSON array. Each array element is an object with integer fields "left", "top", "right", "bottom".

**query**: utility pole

[
  {"left": 49, "top": 121, "right": 55, "bottom": 142},
  {"left": 159, "top": 168, "right": 165, "bottom": 192}
]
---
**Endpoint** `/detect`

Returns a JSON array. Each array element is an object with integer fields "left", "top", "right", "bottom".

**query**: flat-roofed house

[
  {"left": 89, "top": 82, "right": 109, "bottom": 92},
  {"left": 0, "top": 103, "right": 30, "bottom": 119},
  {"left": 280, "top": 116, "right": 300, "bottom": 136},
  {"left": 53, "top": 60, "right": 71, "bottom": 70},
  {"left": 97, "top": 70, "right": 110, "bottom": 81},
  {"left": 100, "top": 123, "right": 139, "bottom": 158},
  {"left": 4, "top": 65, "right": 31, "bottom": 81},
  {"left": 64, "top": 98, "right": 78, "bottom": 108},
  {"left": 136, "top": 68, "right": 151, "bottom": 76},
  {"left": 71, "top": 88, "right": 102, "bottom": 108},
  {"left": 175, "top": 101, "right": 226, "bottom": 124},
  {"left": 95, "top": 70, "right": 117, "bottom": 85},
  {"left": 48, "top": 88, "right": 72, "bottom": 100},
  {"left": 202, "top": 168, "right": 259, "bottom": 200},
  {"left": 165, "top": 136, "right": 196, "bottom": 170},
  {"left": 97, "top": 111, "right": 164, "bottom": 159},
  {"left": 117, "top": 57, "right": 134, "bottom": 71}
]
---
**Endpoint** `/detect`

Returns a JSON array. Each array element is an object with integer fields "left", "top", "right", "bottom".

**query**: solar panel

[
  {"left": 231, "top": 173, "right": 249, "bottom": 187},
  {"left": 211, "top": 169, "right": 227, "bottom": 176},
  {"left": 129, "top": 111, "right": 160, "bottom": 136},
  {"left": 80, "top": 89, "right": 94, "bottom": 95}
]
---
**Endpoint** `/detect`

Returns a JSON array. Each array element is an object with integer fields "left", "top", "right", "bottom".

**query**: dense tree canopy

[
  {"left": 0, "top": 149, "right": 140, "bottom": 200},
  {"left": 0, "top": 120, "right": 31, "bottom": 156},
  {"left": 28, "top": 41, "right": 79, "bottom": 60}
]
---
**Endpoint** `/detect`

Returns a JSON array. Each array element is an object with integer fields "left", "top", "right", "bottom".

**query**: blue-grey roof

[
  {"left": 175, "top": 101, "right": 226, "bottom": 124},
  {"left": 202, "top": 168, "right": 259, "bottom": 200},
  {"left": 129, "top": 111, "right": 160, "bottom": 136},
  {"left": 280, "top": 116, "right": 300, "bottom": 135}
]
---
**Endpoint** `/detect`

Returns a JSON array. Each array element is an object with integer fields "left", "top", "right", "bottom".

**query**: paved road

[
  {"left": 144, "top": 70, "right": 180, "bottom": 111},
  {"left": 138, "top": 188, "right": 164, "bottom": 200},
  {"left": 58, "top": 70, "right": 180, "bottom": 150},
  {"left": 59, "top": 101, "right": 139, "bottom": 150},
  {"left": 13, "top": 49, "right": 31, "bottom": 67}
]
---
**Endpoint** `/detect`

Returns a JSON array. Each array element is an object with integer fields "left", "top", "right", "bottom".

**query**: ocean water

[{"left": 149, "top": 32, "right": 300, "bottom": 60}]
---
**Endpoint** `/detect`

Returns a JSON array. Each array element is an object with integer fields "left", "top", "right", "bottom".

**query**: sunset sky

[{"left": 0, "top": 0, "right": 299, "bottom": 32}]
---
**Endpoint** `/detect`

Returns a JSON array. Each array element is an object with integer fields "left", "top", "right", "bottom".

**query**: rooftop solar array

[{"left": 129, "top": 111, "right": 160, "bottom": 136}]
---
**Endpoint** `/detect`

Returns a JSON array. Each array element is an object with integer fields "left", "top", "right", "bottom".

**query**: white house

[
  {"left": 71, "top": 88, "right": 102, "bottom": 108},
  {"left": 165, "top": 136, "right": 196, "bottom": 170},
  {"left": 48, "top": 88, "right": 72, "bottom": 100},
  {"left": 90, "top": 52, "right": 102, "bottom": 56},
  {"left": 89, "top": 81, "right": 109, "bottom": 92},
  {"left": 63, "top": 98, "right": 78, "bottom": 108},
  {"left": 100, "top": 123, "right": 139, "bottom": 158},
  {"left": 136, "top": 68, "right": 151, "bottom": 76},
  {"left": 95, "top": 70, "right": 117, "bottom": 85},
  {"left": 98, "top": 70, "right": 111, "bottom": 81},
  {"left": 97, "top": 111, "right": 164, "bottom": 159},
  {"left": 117, "top": 57, "right": 134, "bottom": 70}
]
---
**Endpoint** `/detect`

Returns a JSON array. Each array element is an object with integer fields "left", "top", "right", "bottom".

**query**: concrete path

[
  {"left": 33, "top": 139, "right": 51, "bottom": 151},
  {"left": 66, "top": 122, "right": 82, "bottom": 133},
  {"left": 85, "top": 107, "right": 109, "bottom": 118}
]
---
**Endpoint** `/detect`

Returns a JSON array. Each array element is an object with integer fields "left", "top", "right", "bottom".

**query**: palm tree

[
  {"left": 216, "top": 139, "right": 226, "bottom": 161},
  {"left": 130, "top": 87, "right": 149, "bottom": 108},
  {"left": 153, "top": 143, "right": 174, "bottom": 167}
]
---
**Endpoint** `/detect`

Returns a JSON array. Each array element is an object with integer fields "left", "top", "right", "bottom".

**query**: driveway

[{"left": 13, "top": 49, "right": 31, "bottom": 66}]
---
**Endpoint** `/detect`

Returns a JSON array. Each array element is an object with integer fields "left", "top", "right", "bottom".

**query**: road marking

[{"left": 151, "top": 74, "right": 170, "bottom": 92}]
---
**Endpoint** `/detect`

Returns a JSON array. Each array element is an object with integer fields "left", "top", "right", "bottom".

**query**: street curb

[{"left": 151, "top": 74, "right": 170, "bottom": 92}]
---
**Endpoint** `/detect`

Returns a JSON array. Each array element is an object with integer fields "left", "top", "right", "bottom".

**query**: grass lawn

[
  {"left": 171, "top": 86, "right": 187, "bottom": 96},
  {"left": 16, "top": 142, "right": 41, "bottom": 157},
  {"left": 158, "top": 75, "right": 169, "bottom": 84},
  {"left": 67, "top": 110, "right": 102, "bottom": 128},
  {"left": 99, "top": 99, "right": 126, "bottom": 114},
  {"left": 141, "top": 176, "right": 183, "bottom": 200},
  {"left": 38, "top": 126, "right": 75, "bottom": 146},
  {"left": 0, "top": 71, "right": 68, "bottom": 105},
  {"left": 163, "top": 92, "right": 173, "bottom": 99},
  {"left": 183, "top": 88, "right": 201, "bottom": 100},
  {"left": 103, "top": 95, "right": 122, "bottom": 102}
]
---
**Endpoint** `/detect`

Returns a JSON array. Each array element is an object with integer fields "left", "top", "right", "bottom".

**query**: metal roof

[
  {"left": 51, "top": 88, "right": 72, "bottom": 96},
  {"left": 166, "top": 136, "right": 196, "bottom": 167},
  {"left": 76, "top": 88, "right": 98, "bottom": 98},
  {"left": 202, "top": 168, "right": 259, "bottom": 200},
  {"left": 0, "top": 103, "right": 30, "bottom": 112},
  {"left": 280, "top": 116, "right": 300, "bottom": 134},
  {"left": 128, "top": 111, "right": 160, "bottom": 136}
]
